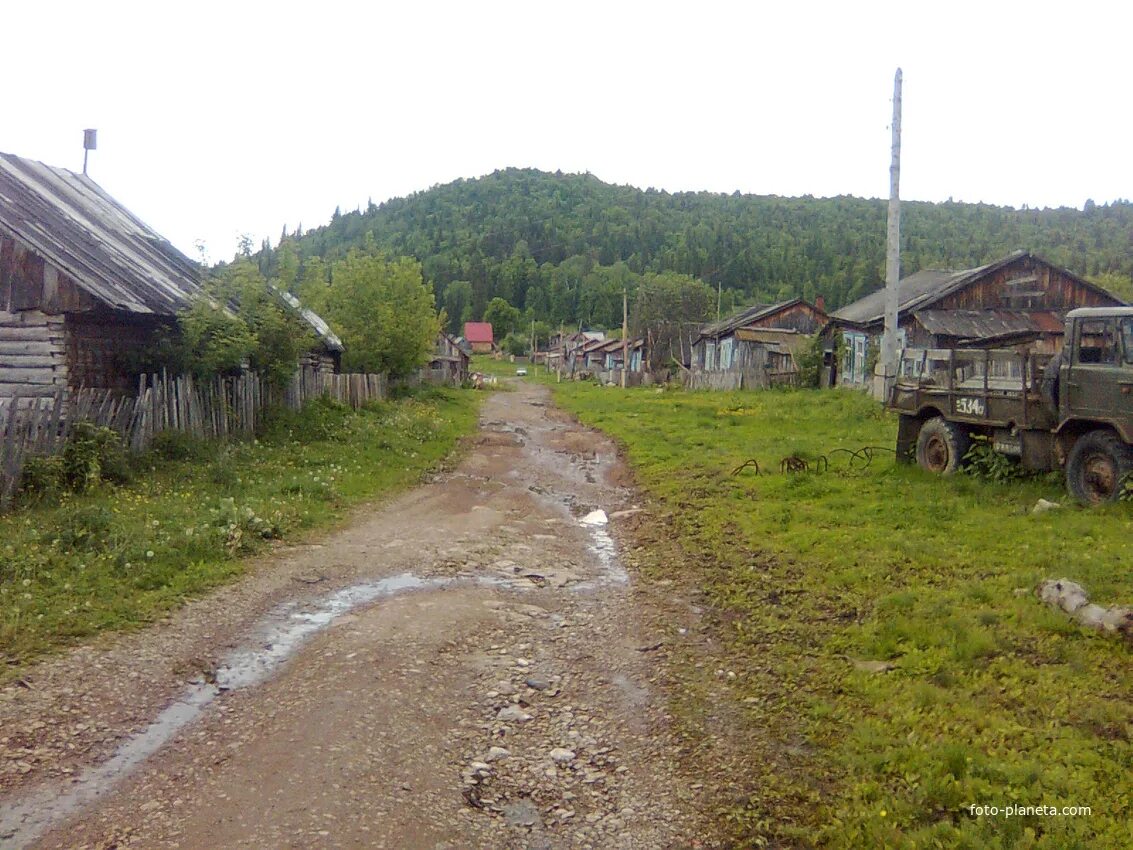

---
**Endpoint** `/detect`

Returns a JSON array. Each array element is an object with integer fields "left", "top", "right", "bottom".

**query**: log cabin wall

[
  {"left": 0, "top": 310, "right": 68, "bottom": 398},
  {"left": 2, "top": 232, "right": 166, "bottom": 392},
  {"left": 299, "top": 350, "right": 339, "bottom": 373},
  {"left": 64, "top": 312, "right": 165, "bottom": 391}
]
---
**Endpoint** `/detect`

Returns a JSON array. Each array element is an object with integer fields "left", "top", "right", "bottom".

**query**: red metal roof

[{"left": 464, "top": 322, "right": 494, "bottom": 343}]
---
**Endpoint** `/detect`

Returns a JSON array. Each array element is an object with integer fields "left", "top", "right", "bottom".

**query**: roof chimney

[
  {"left": 815, "top": 294, "right": 826, "bottom": 313},
  {"left": 82, "top": 129, "right": 97, "bottom": 176}
]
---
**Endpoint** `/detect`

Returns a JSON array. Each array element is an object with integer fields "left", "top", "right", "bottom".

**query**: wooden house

[
  {"left": 597, "top": 337, "right": 645, "bottom": 372},
  {"left": 689, "top": 298, "right": 827, "bottom": 389},
  {"left": 0, "top": 152, "right": 341, "bottom": 402},
  {"left": 826, "top": 251, "right": 1124, "bottom": 388},
  {"left": 463, "top": 322, "right": 494, "bottom": 353},
  {"left": 424, "top": 331, "right": 470, "bottom": 384}
]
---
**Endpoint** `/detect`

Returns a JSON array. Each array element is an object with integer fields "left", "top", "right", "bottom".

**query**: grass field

[
  {"left": 0, "top": 388, "right": 480, "bottom": 677},
  {"left": 550, "top": 381, "right": 1131, "bottom": 849}
]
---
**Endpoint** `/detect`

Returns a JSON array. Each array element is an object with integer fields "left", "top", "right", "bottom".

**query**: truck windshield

[{"left": 1123, "top": 319, "right": 1133, "bottom": 365}]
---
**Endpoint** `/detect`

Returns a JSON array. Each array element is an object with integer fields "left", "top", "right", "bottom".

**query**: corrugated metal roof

[
  {"left": 0, "top": 152, "right": 202, "bottom": 314},
  {"left": 0, "top": 151, "right": 341, "bottom": 351}
]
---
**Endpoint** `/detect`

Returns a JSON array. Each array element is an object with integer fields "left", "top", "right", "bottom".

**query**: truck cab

[{"left": 1058, "top": 307, "right": 1133, "bottom": 440}]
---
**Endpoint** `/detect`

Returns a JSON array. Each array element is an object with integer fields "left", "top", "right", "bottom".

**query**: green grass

[
  {"left": 0, "top": 388, "right": 480, "bottom": 677},
  {"left": 550, "top": 382, "right": 1132, "bottom": 850}
]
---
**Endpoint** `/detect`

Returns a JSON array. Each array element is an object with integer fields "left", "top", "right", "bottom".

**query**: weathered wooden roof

[
  {"left": 0, "top": 151, "right": 342, "bottom": 352},
  {"left": 830, "top": 251, "right": 1122, "bottom": 327},
  {"left": 698, "top": 299, "right": 798, "bottom": 340},
  {"left": 0, "top": 152, "right": 202, "bottom": 315}
]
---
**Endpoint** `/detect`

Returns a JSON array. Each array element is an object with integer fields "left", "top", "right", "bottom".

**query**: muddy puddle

[{"left": 0, "top": 572, "right": 511, "bottom": 849}]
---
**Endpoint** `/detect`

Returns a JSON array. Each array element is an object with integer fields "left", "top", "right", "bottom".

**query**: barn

[
  {"left": 827, "top": 251, "right": 1124, "bottom": 388},
  {"left": 689, "top": 298, "right": 828, "bottom": 389},
  {"left": 0, "top": 152, "right": 341, "bottom": 402}
]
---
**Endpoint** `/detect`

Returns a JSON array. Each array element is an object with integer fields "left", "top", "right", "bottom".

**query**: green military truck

[{"left": 888, "top": 307, "right": 1133, "bottom": 503}]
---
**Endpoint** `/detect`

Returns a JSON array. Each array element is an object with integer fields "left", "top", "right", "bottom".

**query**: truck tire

[
  {"left": 1065, "top": 430, "right": 1133, "bottom": 504},
  {"left": 915, "top": 416, "right": 971, "bottom": 475}
]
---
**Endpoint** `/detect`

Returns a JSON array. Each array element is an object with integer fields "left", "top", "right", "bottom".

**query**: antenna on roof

[{"left": 82, "top": 129, "right": 97, "bottom": 176}]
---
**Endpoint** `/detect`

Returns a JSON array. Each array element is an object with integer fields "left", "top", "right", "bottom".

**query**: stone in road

[{"left": 2, "top": 382, "right": 707, "bottom": 849}]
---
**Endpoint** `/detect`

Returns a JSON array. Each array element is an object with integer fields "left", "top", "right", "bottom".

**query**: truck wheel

[
  {"left": 915, "top": 416, "right": 971, "bottom": 475},
  {"left": 1065, "top": 430, "right": 1133, "bottom": 504}
]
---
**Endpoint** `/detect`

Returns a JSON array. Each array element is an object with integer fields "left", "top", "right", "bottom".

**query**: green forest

[{"left": 249, "top": 168, "right": 1133, "bottom": 334}]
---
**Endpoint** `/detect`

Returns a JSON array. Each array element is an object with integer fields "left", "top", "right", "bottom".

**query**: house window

[
  {"left": 705, "top": 341, "right": 716, "bottom": 370},
  {"left": 720, "top": 337, "right": 734, "bottom": 370},
  {"left": 843, "top": 333, "right": 869, "bottom": 383}
]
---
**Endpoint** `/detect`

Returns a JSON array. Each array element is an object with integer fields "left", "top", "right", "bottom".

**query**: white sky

[{"left": 3, "top": 1, "right": 1129, "bottom": 263}]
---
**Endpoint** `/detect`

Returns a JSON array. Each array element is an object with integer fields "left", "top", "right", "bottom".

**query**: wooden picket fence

[{"left": 0, "top": 367, "right": 386, "bottom": 506}]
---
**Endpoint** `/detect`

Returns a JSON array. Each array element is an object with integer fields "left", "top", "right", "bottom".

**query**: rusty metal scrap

[{"left": 730, "top": 446, "right": 896, "bottom": 477}]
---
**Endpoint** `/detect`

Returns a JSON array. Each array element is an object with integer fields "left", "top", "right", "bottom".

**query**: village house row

[{"left": 0, "top": 150, "right": 1123, "bottom": 401}]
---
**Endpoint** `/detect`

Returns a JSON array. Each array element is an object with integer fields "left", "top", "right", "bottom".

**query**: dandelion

[
  {"left": 22, "top": 578, "right": 31, "bottom": 587},
  {"left": 146, "top": 550, "right": 155, "bottom": 558}
]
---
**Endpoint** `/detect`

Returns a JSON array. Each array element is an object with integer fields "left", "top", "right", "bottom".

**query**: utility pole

[
  {"left": 557, "top": 322, "right": 563, "bottom": 382},
  {"left": 531, "top": 319, "right": 536, "bottom": 373},
  {"left": 878, "top": 67, "right": 903, "bottom": 401},
  {"left": 717, "top": 280, "right": 722, "bottom": 322},
  {"left": 621, "top": 288, "right": 629, "bottom": 389}
]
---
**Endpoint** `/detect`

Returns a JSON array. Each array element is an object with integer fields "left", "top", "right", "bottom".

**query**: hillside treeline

[{"left": 252, "top": 168, "right": 1132, "bottom": 333}]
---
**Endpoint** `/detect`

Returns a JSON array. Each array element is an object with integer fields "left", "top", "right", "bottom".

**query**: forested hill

[{"left": 258, "top": 168, "right": 1133, "bottom": 333}]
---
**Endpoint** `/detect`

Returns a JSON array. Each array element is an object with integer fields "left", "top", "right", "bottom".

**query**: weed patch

[
  {"left": 0, "top": 388, "right": 479, "bottom": 675},
  {"left": 551, "top": 382, "right": 1131, "bottom": 849}
]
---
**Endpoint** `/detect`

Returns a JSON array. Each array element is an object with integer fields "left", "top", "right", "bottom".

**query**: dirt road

[{"left": 0, "top": 382, "right": 708, "bottom": 849}]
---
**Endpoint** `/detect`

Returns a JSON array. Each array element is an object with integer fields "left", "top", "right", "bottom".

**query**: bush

[
  {"left": 19, "top": 455, "right": 66, "bottom": 501},
  {"left": 502, "top": 332, "right": 530, "bottom": 357},
  {"left": 60, "top": 421, "right": 131, "bottom": 492}
]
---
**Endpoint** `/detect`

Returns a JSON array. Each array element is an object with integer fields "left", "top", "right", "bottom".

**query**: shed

[
  {"left": 827, "top": 251, "right": 1124, "bottom": 388},
  {"left": 424, "top": 331, "right": 470, "bottom": 384},
  {"left": 0, "top": 151, "right": 341, "bottom": 400}
]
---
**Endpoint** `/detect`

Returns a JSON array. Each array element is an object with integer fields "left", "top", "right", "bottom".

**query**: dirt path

[{"left": 0, "top": 382, "right": 709, "bottom": 849}]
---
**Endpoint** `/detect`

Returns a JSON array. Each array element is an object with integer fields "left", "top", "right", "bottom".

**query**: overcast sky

[{"left": 3, "top": 1, "right": 1129, "bottom": 263}]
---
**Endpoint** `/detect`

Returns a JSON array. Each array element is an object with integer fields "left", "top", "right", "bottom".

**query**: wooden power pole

[
  {"left": 878, "top": 67, "right": 903, "bottom": 400},
  {"left": 621, "top": 288, "right": 628, "bottom": 389}
]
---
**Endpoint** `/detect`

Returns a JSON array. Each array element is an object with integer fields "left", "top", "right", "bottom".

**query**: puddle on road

[
  {"left": 576, "top": 509, "right": 629, "bottom": 589},
  {"left": 0, "top": 572, "right": 500, "bottom": 850}
]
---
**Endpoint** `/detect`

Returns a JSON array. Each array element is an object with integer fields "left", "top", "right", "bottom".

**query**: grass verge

[
  {"left": 0, "top": 388, "right": 480, "bottom": 678},
  {"left": 551, "top": 381, "right": 1131, "bottom": 850}
]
